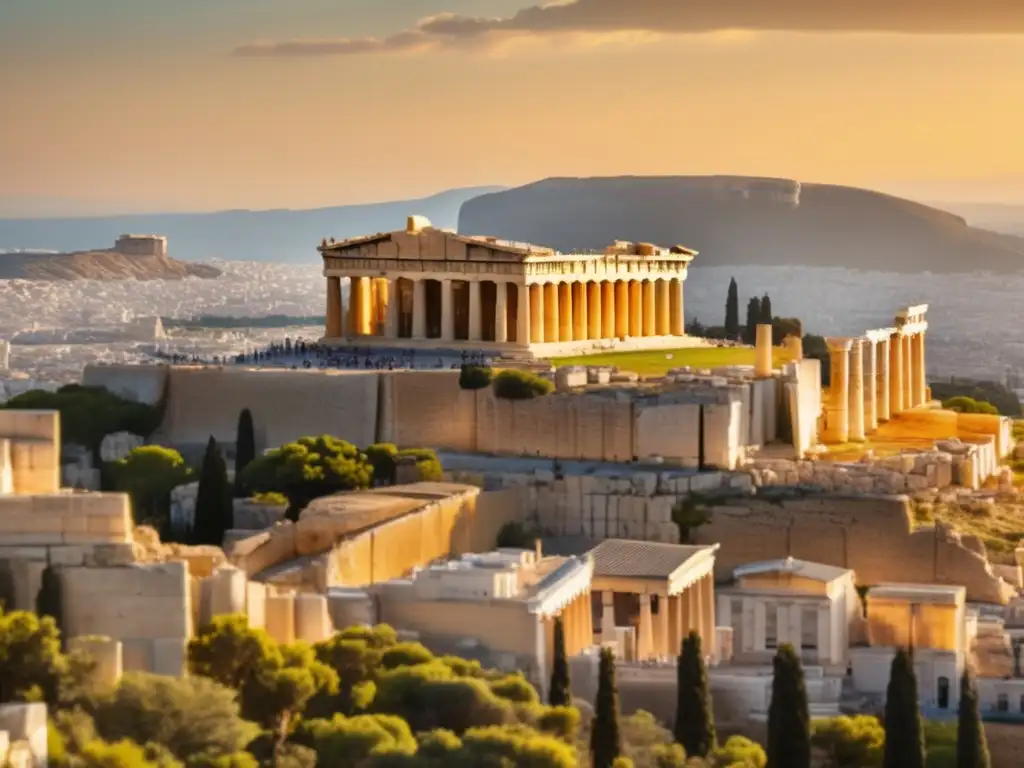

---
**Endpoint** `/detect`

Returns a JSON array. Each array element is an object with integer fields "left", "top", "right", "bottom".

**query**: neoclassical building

[{"left": 320, "top": 216, "right": 696, "bottom": 356}]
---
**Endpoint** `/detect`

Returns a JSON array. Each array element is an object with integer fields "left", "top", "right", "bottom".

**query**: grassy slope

[{"left": 550, "top": 346, "right": 794, "bottom": 376}]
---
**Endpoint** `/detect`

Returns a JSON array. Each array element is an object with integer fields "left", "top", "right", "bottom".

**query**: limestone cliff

[
  {"left": 457, "top": 176, "right": 1024, "bottom": 273},
  {"left": 0, "top": 250, "right": 221, "bottom": 280}
]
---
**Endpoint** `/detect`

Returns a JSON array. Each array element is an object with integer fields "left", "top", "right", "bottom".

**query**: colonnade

[
  {"left": 822, "top": 305, "right": 929, "bottom": 444},
  {"left": 324, "top": 274, "right": 686, "bottom": 346},
  {"left": 597, "top": 574, "right": 716, "bottom": 661}
]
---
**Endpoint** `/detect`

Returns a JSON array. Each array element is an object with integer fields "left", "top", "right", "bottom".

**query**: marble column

[
  {"left": 515, "top": 284, "right": 529, "bottom": 346},
  {"left": 876, "top": 337, "right": 891, "bottom": 421},
  {"left": 704, "top": 575, "right": 717, "bottom": 658},
  {"left": 600, "top": 591, "right": 616, "bottom": 647},
  {"left": 656, "top": 280, "right": 671, "bottom": 336},
  {"left": 668, "top": 594, "right": 682, "bottom": 657},
  {"left": 558, "top": 282, "right": 573, "bottom": 342},
  {"left": 918, "top": 331, "right": 928, "bottom": 403},
  {"left": 889, "top": 332, "right": 904, "bottom": 414},
  {"left": 753, "top": 601, "right": 766, "bottom": 652},
  {"left": 412, "top": 280, "right": 425, "bottom": 338},
  {"left": 440, "top": 279, "right": 454, "bottom": 342},
  {"left": 848, "top": 338, "right": 866, "bottom": 442},
  {"left": 602, "top": 281, "right": 616, "bottom": 339},
  {"left": 495, "top": 282, "right": 508, "bottom": 344},
  {"left": 653, "top": 597, "right": 669, "bottom": 659},
  {"left": 642, "top": 281, "right": 656, "bottom": 337},
  {"left": 615, "top": 281, "right": 629, "bottom": 338},
  {"left": 913, "top": 332, "right": 927, "bottom": 406},
  {"left": 823, "top": 338, "right": 852, "bottom": 443},
  {"left": 385, "top": 279, "right": 399, "bottom": 338},
  {"left": 573, "top": 281, "right": 588, "bottom": 341},
  {"left": 530, "top": 284, "right": 545, "bottom": 344},
  {"left": 628, "top": 281, "right": 643, "bottom": 338},
  {"left": 902, "top": 333, "right": 913, "bottom": 409},
  {"left": 468, "top": 281, "right": 482, "bottom": 342},
  {"left": 325, "top": 276, "right": 342, "bottom": 337},
  {"left": 588, "top": 282, "right": 603, "bottom": 339},
  {"left": 544, "top": 283, "right": 560, "bottom": 342},
  {"left": 638, "top": 594, "right": 654, "bottom": 660},
  {"left": 864, "top": 338, "right": 878, "bottom": 432},
  {"left": 669, "top": 278, "right": 685, "bottom": 336},
  {"left": 817, "top": 606, "right": 832, "bottom": 665},
  {"left": 351, "top": 277, "right": 371, "bottom": 336},
  {"left": 755, "top": 324, "right": 773, "bottom": 378}
]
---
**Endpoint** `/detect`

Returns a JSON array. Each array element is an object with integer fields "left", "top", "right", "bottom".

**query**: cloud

[{"left": 233, "top": 0, "right": 1024, "bottom": 57}]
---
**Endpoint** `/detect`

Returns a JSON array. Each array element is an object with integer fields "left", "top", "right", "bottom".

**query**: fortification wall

[
  {"left": 82, "top": 364, "right": 169, "bottom": 406},
  {"left": 158, "top": 367, "right": 379, "bottom": 451},
  {"left": 62, "top": 562, "right": 191, "bottom": 676},
  {"left": 383, "top": 371, "right": 476, "bottom": 450},
  {"left": 694, "top": 495, "right": 1014, "bottom": 604}
]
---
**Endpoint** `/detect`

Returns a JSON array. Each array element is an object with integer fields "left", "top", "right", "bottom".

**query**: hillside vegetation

[{"left": 458, "top": 176, "right": 1024, "bottom": 273}]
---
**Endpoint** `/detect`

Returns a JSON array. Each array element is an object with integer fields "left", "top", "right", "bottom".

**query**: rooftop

[
  {"left": 733, "top": 557, "right": 852, "bottom": 584},
  {"left": 588, "top": 538, "right": 712, "bottom": 580},
  {"left": 868, "top": 583, "right": 965, "bottom": 606}
]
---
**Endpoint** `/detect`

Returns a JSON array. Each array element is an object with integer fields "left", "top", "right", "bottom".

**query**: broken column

[
  {"left": 755, "top": 324, "right": 773, "bottom": 378},
  {"left": 823, "top": 338, "right": 852, "bottom": 444}
]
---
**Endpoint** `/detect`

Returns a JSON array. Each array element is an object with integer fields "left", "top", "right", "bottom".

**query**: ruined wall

[
  {"left": 82, "top": 364, "right": 169, "bottom": 406},
  {"left": 62, "top": 561, "right": 191, "bottom": 676},
  {"left": 695, "top": 495, "right": 1014, "bottom": 604},
  {"left": 158, "top": 367, "right": 380, "bottom": 451},
  {"left": 635, "top": 404, "right": 700, "bottom": 466},
  {"left": 0, "top": 411, "right": 61, "bottom": 495},
  {"left": 382, "top": 371, "right": 476, "bottom": 450}
]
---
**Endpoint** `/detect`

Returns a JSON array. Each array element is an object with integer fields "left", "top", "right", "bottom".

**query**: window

[
  {"left": 937, "top": 676, "right": 950, "bottom": 710},
  {"left": 997, "top": 693, "right": 1009, "bottom": 713}
]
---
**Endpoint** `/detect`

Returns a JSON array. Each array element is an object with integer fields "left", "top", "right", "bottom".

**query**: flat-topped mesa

[{"left": 319, "top": 215, "right": 697, "bottom": 359}]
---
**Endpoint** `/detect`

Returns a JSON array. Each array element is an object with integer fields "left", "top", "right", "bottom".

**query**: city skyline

[{"left": 4, "top": 0, "right": 1024, "bottom": 215}]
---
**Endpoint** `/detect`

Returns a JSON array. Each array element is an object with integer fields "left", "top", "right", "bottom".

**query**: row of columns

[
  {"left": 823, "top": 327, "right": 928, "bottom": 444},
  {"left": 597, "top": 574, "right": 716, "bottom": 661},
  {"left": 325, "top": 274, "right": 686, "bottom": 345}
]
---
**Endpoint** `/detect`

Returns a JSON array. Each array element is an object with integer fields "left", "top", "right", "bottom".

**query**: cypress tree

[
  {"left": 674, "top": 630, "right": 716, "bottom": 759},
  {"left": 725, "top": 278, "right": 740, "bottom": 338},
  {"left": 548, "top": 616, "right": 572, "bottom": 707},
  {"left": 36, "top": 563, "right": 65, "bottom": 648},
  {"left": 192, "top": 437, "right": 233, "bottom": 546},
  {"left": 234, "top": 408, "right": 256, "bottom": 497},
  {"left": 883, "top": 648, "right": 925, "bottom": 768},
  {"left": 590, "top": 647, "right": 622, "bottom": 768},
  {"left": 766, "top": 643, "right": 810, "bottom": 768},
  {"left": 744, "top": 297, "right": 760, "bottom": 344},
  {"left": 759, "top": 293, "right": 773, "bottom": 324},
  {"left": 956, "top": 666, "right": 990, "bottom": 768},
  {"left": 0, "top": 560, "right": 15, "bottom": 611}
]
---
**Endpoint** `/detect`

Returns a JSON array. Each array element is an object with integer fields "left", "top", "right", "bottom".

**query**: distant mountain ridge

[
  {"left": 0, "top": 186, "right": 505, "bottom": 264},
  {"left": 0, "top": 248, "right": 221, "bottom": 281},
  {"left": 458, "top": 176, "right": 1024, "bottom": 273}
]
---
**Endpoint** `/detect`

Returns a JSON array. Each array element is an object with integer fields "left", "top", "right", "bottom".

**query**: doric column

[
  {"left": 642, "top": 280, "right": 656, "bottom": 337},
  {"left": 628, "top": 281, "right": 643, "bottom": 338},
  {"left": 440, "top": 279, "right": 454, "bottom": 342},
  {"left": 638, "top": 594, "right": 654, "bottom": 660},
  {"left": 602, "top": 281, "right": 616, "bottom": 339},
  {"left": 468, "top": 281, "right": 482, "bottom": 342},
  {"left": 351, "top": 277, "right": 371, "bottom": 336},
  {"left": 918, "top": 331, "right": 928, "bottom": 403},
  {"left": 653, "top": 597, "right": 669, "bottom": 659},
  {"left": 600, "top": 591, "right": 616, "bottom": 646},
  {"left": 669, "top": 278, "right": 685, "bottom": 336},
  {"left": 848, "top": 338, "right": 865, "bottom": 442},
  {"left": 615, "top": 281, "right": 629, "bottom": 338},
  {"left": 864, "top": 339, "right": 878, "bottom": 432},
  {"left": 656, "top": 280, "right": 671, "bottom": 336},
  {"left": 876, "top": 337, "right": 890, "bottom": 421},
  {"left": 902, "top": 333, "right": 913, "bottom": 409},
  {"left": 704, "top": 575, "right": 716, "bottom": 659},
  {"left": 668, "top": 595, "right": 682, "bottom": 657},
  {"left": 913, "top": 332, "right": 926, "bottom": 406},
  {"left": 544, "top": 283, "right": 559, "bottom": 342},
  {"left": 412, "top": 280, "right": 426, "bottom": 338},
  {"left": 530, "top": 284, "right": 545, "bottom": 343},
  {"left": 889, "top": 331, "right": 904, "bottom": 414},
  {"left": 325, "top": 276, "right": 342, "bottom": 337},
  {"left": 515, "top": 284, "right": 529, "bottom": 346},
  {"left": 823, "top": 338, "right": 852, "bottom": 443},
  {"left": 558, "top": 282, "right": 573, "bottom": 342},
  {"left": 384, "top": 279, "right": 399, "bottom": 338},
  {"left": 754, "top": 324, "right": 773, "bottom": 378},
  {"left": 495, "top": 282, "right": 508, "bottom": 343},
  {"left": 588, "top": 282, "right": 603, "bottom": 339},
  {"left": 573, "top": 282, "right": 588, "bottom": 341}
]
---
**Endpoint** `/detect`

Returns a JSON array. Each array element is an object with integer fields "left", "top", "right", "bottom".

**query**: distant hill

[
  {"left": 0, "top": 249, "right": 221, "bottom": 280},
  {"left": 0, "top": 186, "right": 505, "bottom": 264},
  {"left": 458, "top": 177, "right": 1024, "bottom": 273}
]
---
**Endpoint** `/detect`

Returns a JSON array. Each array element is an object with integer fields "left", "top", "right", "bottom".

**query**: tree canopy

[
  {"left": 191, "top": 437, "right": 233, "bottom": 546},
  {"left": 111, "top": 445, "right": 193, "bottom": 528}
]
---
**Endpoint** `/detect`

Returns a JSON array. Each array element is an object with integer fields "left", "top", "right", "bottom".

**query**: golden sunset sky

[{"left": 4, "top": 0, "right": 1024, "bottom": 215}]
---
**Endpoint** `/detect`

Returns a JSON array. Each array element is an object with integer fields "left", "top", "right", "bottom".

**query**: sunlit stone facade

[{"left": 320, "top": 216, "right": 696, "bottom": 357}]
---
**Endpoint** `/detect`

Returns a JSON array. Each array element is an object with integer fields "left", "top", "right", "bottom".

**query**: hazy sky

[{"left": 4, "top": 0, "right": 1024, "bottom": 215}]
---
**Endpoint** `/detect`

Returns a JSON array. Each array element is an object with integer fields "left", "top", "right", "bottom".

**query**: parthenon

[
  {"left": 320, "top": 216, "right": 696, "bottom": 356},
  {"left": 823, "top": 304, "right": 929, "bottom": 443}
]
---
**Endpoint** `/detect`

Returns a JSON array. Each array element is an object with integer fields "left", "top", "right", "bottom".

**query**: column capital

[{"left": 826, "top": 337, "right": 854, "bottom": 352}]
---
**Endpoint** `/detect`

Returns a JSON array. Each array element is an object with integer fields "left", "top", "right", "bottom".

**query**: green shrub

[
  {"left": 459, "top": 366, "right": 493, "bottom": 390},
  {"left": 365, "top": 444, "right": 399, "bottom": 486},
  {"left": 942, "top": 396, "right": 999, "bottom": 415},
  {"left": 493, "top": 370, "right": 554, "bottom": 400},
  {"left": 396, "top": 448, "right": 443, "bottom": 483},
  {"left": 495, "top": 521, "right": 538, "bottom": 549},
  {"left": 249, "top": 492, "right": 288, "bottom": 507}
]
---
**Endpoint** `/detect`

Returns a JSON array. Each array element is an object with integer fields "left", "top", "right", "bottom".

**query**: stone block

[
  {"left": 69, "top": 636, "right": 123, "bottom": 688},
  {"left": 631, "top": 473, "right": 658, "bottom": 497},
  {"left": 49, "top": 545, "right": 89, "bottom": 567},
  {"left": 690, "top": 473, "right": 724, "bottom": 493},
  {"left": 84, "top": 543, "right": 136, "bottom": 567},
  {"left": 294, "top": 593, "right": 333, "bottom": 643},
  {"left": 672, "top": 476, "right": 691, "bottom": 494},
  {"left": 265, "top": 593, "right": 296, "bottom": 644},
  {"left": 121, "top": 639, "right": 153, "bottom": 672},
  {"left": 647, "top": 497, "right": 674, "bottom": 525},
  {"left": 151, "top": 638, "right": 188, "bottom": 677},
  {"left": 0, "top": 701, "right": 48, "bottom": 767},
  {"left": 246, "top": 581, "right": 267, "bottom": 629}
]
